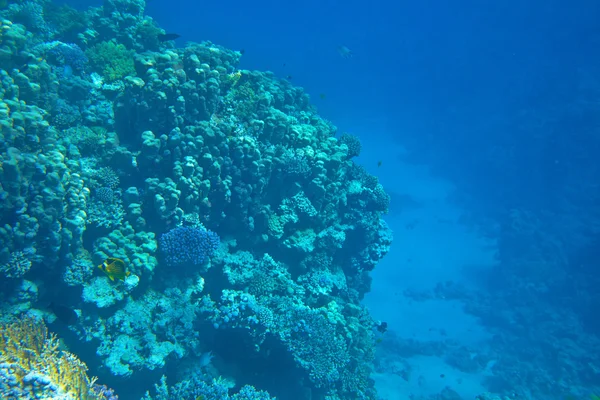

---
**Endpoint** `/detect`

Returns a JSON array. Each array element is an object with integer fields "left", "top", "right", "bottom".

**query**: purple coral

[{"left": 159, "top": 226, "right": 220, "bottom": 267}]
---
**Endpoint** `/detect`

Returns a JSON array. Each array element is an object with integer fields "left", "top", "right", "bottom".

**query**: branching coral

[
  {"left": 143, "top": 374, "right": 274, "bottom": 400},
  {"left": 339, "top": 133, "right": 362, "bottom": 158},
  {"left": 159, "top": 225, "right": 220, "bottom": 267},
  {"left": 0, "top": 315, "right": 112, "bottom": 399},
  {"left": 0, "top": 250, "right": 33, "bottom": 278}
]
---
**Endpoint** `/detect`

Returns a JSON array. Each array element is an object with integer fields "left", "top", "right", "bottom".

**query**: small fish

[
  {"left": 49, "top": 302, "right": 78, "bottom": 325},
  {"left": 319, "top": 93, "right": 326, "bottom": 100},
  {"left": 286, "top": 75, "right": 293, "bottom": 80},
  {"left": 158, "top": 33, "right": 181, "bottom": 42},
  {"left": 440, "top": 374, "right": 445, "bottom": 378},
  {"left": 376, "top": 321, "right": 388, "bottom": 334},
  {"left": 98, "top": 257, "right": 130, "bottom": 281},
  {"left": 337, "top": 45, "right": 353, "bottom": 59},
  {"left": 377, "top": 160, "right": 382, "bottom": 167},
  {"left": 239, "top": 49, "right": 245, "bottom": 55}
]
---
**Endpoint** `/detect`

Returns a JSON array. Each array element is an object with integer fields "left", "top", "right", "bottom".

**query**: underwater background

[{"left": 1, "top": 0, "right": 599, "bottom": 399}]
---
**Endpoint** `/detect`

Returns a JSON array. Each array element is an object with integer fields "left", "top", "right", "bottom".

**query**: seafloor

[{"left": 0, "top": 0, "right": 392, "bottom": 399}]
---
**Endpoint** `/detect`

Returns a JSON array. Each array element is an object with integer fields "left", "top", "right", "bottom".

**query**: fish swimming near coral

[
  {"left": 49, "top": 302, "right": 78, "bottom": 325},
  {"left": 158, "top": 33, "right": 181, "bottom": 42},
  {"left": 98, "top": 257, "right": 130, "bottom": 281}
]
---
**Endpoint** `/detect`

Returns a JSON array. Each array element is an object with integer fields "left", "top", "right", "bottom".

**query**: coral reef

[{"left": 0, "top": 0, "right": 392, "bottom": 398}]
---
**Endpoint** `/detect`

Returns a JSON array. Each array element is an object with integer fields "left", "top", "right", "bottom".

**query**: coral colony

[{"left": 0, "top": 0, "right": 391, "bottom": 399}]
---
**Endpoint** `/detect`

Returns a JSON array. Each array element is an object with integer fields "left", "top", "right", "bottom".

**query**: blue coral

[
  {"left": 159, "top": 226, "right": 220, "bottom": 267},
  {"left": 95, "top": 187, "right": 115, "bottom": 203},
  {"left": 51, "top": 99, "right": 81, "bottom": 128},
  {"left": 47, "top": 42, "right": 88, "bottom": 73}
]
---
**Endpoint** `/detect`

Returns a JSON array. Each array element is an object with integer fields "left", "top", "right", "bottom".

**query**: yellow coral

[
  {"left": 0, "top": 316, "right": 102, "bottom": 399},
  {"left": 227, "top": 70, "right": 242, "bottom": 87}
]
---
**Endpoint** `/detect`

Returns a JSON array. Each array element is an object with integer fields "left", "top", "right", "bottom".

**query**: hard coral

[
  {"left": 159, "top": 225, "right": 220, "bottom": 268},
  {"left": 0, "top": 315, "right": 113, "bottom": 399},
  {"left": 96, "top": 166, "right": 120, "bottom": 189},
  {"left": 339, "top": 133, "right": 362, "bottom": 158},
  {"left": 47, "top": 42, "right": 88, "bottom": 72},
  {"left": 86, "top": 41, "right": 136, "bottom": 82},
  {"left": 0, "top": 250, "right": 32, "bottom": 279}
]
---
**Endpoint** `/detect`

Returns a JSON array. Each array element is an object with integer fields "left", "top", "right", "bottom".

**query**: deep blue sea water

[
  {"left": 138, "top": 1, "right": 600, "bottom": 398},
  {"left": 3, "top": 0, "right": 600, "bottom": 398}
]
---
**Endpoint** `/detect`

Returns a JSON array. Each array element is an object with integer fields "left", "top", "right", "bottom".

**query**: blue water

[
  {"left": 140, "top": 0, "right": 600, "bottom": 398},
  {"left": 4, "top": 0, "right": 600, "bottom": 398}
]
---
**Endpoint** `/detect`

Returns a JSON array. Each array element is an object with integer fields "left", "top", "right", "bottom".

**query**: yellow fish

[{"left": 97, "top": 258, "right": 130, "bottom": 282}]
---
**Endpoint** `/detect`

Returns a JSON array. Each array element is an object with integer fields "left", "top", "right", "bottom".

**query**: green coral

[
  {"left": 230, "top": 82, "right": 258, "bottom": 117},
  {"left": 86, "top": 41, "right": 136, "bottom": 82}
]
